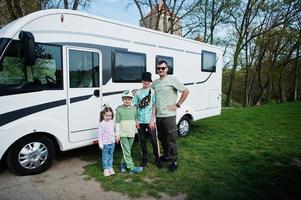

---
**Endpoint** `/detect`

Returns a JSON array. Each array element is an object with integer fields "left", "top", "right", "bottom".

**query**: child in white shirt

[{"left": 98, "top": 107, "right": 120, "bottom": 176}]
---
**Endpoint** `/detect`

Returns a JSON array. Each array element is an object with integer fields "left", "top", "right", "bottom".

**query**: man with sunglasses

[{"left": 151, "top": 60, "right": 190, "bottom": 172}]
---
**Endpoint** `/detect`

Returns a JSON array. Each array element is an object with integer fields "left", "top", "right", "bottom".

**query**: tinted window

[
  {"left": 202, "top": 51, "right": 216, "bottom": 72},
  {"left": 0, "top": 40, "right": 63, "bottom": 96},
  {"left": 101, "top": 46, "right": 113, "bottom": 85},
  {"left": 112, "top": 51, "right": 146, "bottom": 82},
  {"left": 156, "top": 55, "right": 173, "bottom": 74},
  {"left": 69, "top": 50, "right": 99, "bottom": 88}
]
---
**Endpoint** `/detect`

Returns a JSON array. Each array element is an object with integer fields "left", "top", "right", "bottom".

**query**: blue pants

[{"left": 101, "top": 143, "right": 115, "bottom": 170}]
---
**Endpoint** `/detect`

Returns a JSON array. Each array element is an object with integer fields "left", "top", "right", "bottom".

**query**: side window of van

[
  {"left": 112, "top": 51, "right": 146, "bottom": 82},
  {"left": 202, "top": 50, "right": 216, "bottom": 72},
  {"left": 69, "top": 50, "right": 99, "bottom": 88},
  {"left": 156, "top": 55, "right": 173, "bottom": 74},
  {"left": 0, "top": 40, "right": 62, "bottom": 96}
]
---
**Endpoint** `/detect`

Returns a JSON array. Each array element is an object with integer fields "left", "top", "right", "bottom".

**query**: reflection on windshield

[{"left": 0, "top": 40, "right": 63, "bottom": 96}]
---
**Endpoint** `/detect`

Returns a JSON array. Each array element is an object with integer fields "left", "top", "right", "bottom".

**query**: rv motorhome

[{"left": 0, "top": 9, "right": 222, "bottom": 175}]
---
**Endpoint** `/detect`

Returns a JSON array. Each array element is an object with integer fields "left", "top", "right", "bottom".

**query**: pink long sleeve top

[{"left": 97, "top": 120, "right": 116, "bottom": 145}]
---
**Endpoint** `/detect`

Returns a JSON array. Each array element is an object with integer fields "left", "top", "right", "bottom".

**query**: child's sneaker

[
  {"left": 103, "top": 169, "right": 110, "bottom": 177},
  {"left": 129, "top": 166, "right": 143, "bottom": 174},
  {"left": 120, "top": 164, "right": 127, "bottom": 173},
  {"left": 109, "top": 168, "right": 115, "bottom": 175}
]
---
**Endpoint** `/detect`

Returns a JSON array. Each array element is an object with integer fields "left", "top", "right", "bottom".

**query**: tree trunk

[
  {"left": 209, "top": 0, "right": 215, "bottom": 44},
  {"left": 72, "top": 0, "right": 80, "bottom": 10},
  {"left": 255, "top": 80, "right": 269, "bottom": 106},
  {"left": 6, "top": 0, "right": 24, "bottom": 19},
  {"left": 246, "top": 64, "right": 257, "bottom": 106},
  {"left": 267, "top": 72, "right": 273, "bottom": 101},
  {"left": 272, "top": 81, "right": 278, "bottom": 103},
  {"left": 203, "top": 0, "right": 208, "bottom": 42},
  {"left": 225, "top": 58, "right": 237, "bottom": 106},
  {"left": 279, "top": 65, "right": 287, "bottom": 103},
  {"left": 248, "top": 70, "right": 257, "bottom": 106},
  {"left": 293, "top": 47, "right": 299, "bottom": 101},
  {"left": 64, "top": 0, "right": 68, "bottom": 9},
  {"left": 244, "top": 67, "right": 249, "bottom": 107},
  {"left": 5, "top": 0, "right": 18, "bottom": 20},
  {"left": 226, "top": 39, "right": 242, "bottom": 107},
  {"left": 134, "top": 0, "right": 146, "bottom": 27}
]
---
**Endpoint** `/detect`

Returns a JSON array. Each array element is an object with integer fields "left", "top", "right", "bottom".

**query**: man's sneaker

[
  {"left": 109, "top": 168, "right": 115, "bottom": 175},
  {"left": 168, "top": 162, "right": 178, "bottom": 172},
  {"left": 159, "top": 155, "right": 170, "bottom": 162},
  {"left": 120, "top": 164, "right": 127, "bottom": 173},
  {"left": 129, "top": 166, "right": 143, "bottom": 174},
  {"left": 155, "top": 159, "right": 163, "bottom": 168},
  {"left": 103, "top": 169, "right": 111, "bottom": 177}
]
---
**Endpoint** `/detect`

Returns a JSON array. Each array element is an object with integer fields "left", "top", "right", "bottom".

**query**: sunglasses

[{"left": 156, "top": 67, "right": 167, "bottom": 70}]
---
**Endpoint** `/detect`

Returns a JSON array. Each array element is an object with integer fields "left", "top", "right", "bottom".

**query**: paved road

[{"left": 0, "top": 146, "right": 186, "bottom": 200}]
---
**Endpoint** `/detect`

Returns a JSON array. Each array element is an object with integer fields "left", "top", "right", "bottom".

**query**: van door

[
  {"left": 209, "top": 89, "right": 220, "bottom": 108},
  {"left": 66, "top": 47, "right": 102, "bottom": 143}
]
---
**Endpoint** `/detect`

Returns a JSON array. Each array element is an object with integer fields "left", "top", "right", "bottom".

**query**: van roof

[{"left": 0, "top": 9, "right": 222, "bottom": 50}]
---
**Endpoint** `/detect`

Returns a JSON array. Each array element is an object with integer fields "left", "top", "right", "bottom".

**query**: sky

[{"left": 86, "top": 0, "right": 141, "bottom": 26}]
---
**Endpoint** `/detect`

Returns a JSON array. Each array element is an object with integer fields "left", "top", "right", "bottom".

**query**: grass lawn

[{"left": 82, "top": 102, "right": 301, "bottom": 200}]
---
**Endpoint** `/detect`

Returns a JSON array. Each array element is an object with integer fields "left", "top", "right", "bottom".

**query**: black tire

[
  {"left": 6, "top": 135, "right": 55, "bottom": 175},
  {"left": 177, "top": 116, "right": 191, "bottom": 137}
]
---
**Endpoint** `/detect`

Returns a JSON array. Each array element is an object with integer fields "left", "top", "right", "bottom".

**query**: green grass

[{"left": 82, "top": 102, "right": 301, "bottom": 200}]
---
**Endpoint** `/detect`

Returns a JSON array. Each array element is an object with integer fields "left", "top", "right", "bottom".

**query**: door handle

[{"left": 93, "top": 89, "right": 100, "bottom": 97}]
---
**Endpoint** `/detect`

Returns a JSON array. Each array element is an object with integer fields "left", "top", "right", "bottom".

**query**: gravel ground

[{"left": 0, "top": 146, "right": 186, "bottom": 200}]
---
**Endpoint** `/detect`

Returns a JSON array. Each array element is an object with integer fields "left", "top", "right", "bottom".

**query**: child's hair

[{"left": 100, "top": 107, "right": 114, "bottom": 122}]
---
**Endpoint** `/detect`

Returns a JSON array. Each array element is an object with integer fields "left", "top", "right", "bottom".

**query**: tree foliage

[
  {"left": 0, "top": 0, "right": 91, "bottom": 26},
  {"left": 224, "top": 0, "right": 301, "bottom": 106},
  {"left": 40, "top": 0, "right": 91, "bottom": 10},
  {"left": 130, "top": 0, "right": 200, "bottom": 35},
  {"left": 0, "top": 0, "right": 40, "bottom": 27}
]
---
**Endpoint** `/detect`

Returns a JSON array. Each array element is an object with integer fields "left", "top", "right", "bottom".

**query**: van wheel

[
  {"left": 6, "top": 135, "right": 55, "bottom": 175},
  {"left": 177, "top": 116, "right": 191, "bottom": 137}
]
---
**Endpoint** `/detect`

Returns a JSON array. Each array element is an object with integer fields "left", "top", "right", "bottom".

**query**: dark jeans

[
  {"left": 137, "top": 123, "right": 160, "bottom": 162},
  {"left": 156, "top": 116, "right": 178, "bottom": 162}
]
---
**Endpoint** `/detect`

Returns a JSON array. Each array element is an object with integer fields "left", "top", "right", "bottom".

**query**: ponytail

[{"left": 100, "top": 107, "right": 114, "bottom": 122}]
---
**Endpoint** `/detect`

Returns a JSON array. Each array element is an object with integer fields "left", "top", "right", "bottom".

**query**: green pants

[{"left": 120, "top": 137, "right": 135, "bottom": 170}]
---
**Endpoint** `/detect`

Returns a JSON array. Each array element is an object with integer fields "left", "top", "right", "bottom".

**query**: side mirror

[{"left": 19, "top": 31, "right": 36, "bottom": 66}]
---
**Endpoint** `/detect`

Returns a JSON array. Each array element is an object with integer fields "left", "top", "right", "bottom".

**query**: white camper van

[{"left": 0, "top": 9, "right": 222, "bottom": 175}]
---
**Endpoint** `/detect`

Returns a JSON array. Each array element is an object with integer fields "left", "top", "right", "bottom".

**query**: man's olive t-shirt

[{"left": 151, "top": 76, "right": 186, "bottom": 117}]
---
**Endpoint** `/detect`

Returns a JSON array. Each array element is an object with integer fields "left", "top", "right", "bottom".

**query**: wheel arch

[
  {"left": 3, "top": 131, "right": 61, "bottom": 162},
  {"left": 183, "top": 113, "right": 193, "bottom": 121},
  {"left": 177, "top": 113, "right": 193, "bottom": 123}
]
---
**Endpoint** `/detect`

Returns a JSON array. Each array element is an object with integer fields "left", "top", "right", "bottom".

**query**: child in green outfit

[{"left": 115, "top": 90, "right": 143, "bottom": 174}]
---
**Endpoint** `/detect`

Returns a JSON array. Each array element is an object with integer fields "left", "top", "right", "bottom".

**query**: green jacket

[{"left": 115, "top": 105, "right": 137, "bottom": 137}]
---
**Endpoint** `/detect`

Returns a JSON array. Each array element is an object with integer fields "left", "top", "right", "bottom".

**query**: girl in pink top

[{"left": 98, "top": 107, "right": 120, "bottom": 177}]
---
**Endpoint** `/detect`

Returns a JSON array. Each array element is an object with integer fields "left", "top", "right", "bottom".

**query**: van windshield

[{"left": 0, "top": 40, "right": 63, "bottom": 96}]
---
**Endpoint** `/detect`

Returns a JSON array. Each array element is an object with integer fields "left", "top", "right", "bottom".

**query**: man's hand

[{"left": 167, "top": 104, "right": 178, "bottom": 111}]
